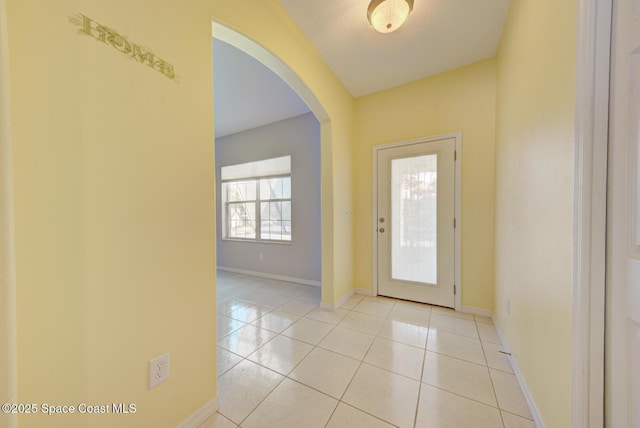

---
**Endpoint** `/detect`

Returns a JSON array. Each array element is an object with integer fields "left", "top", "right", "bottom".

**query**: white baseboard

[
  {"left": 217, "top": 266, "right": 321, "bottom": 287},
  {"left": 323, "top": 288, "right": 376, "bottom": 311},
  {"left": 492, "top": 318, "right": 546, "bottom": 428},
  {"left": 176, "top": 396, "right": 218, "bottom": 428},
  {"left": 460, "top": 305, "right": 493, "bottom": 318},
  {"left": 323, "top": 289, "right": 357, "bottom": 311},
  {"left": 320, "top": 302, "right": 335, "bottom": 311}
]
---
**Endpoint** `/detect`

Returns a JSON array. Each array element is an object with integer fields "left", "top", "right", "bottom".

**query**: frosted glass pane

[
  {"left": 259, "top": 176, "right": 291, "bottom": 199},
  {"left": 228, "top": 202, "right": 256, "bottom": 239},
  {"left": 260, "top": 201, "right": 291, "bottom": 241},
  {"left": 226, "top": 180, "right": 256, "bottom": 202},
  {"left": 391, "top": 154, "right": 437, "bottom": 284}
]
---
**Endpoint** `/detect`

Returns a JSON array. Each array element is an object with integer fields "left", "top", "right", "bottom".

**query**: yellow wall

[
  {"left": 0, "top": 0, "right": 17, "bottom": 427},
  {"left": 5, "top": 0, "right": 580, "bottom": 426},
  {"left": 6, "top": 1, "right": 354, "bottom": 427},
  {"left": 493, "top": 1, "right": 576, "bottom": 426},
  {"left": 9, "top": 1, "right": 216, "bottom": 426},
  {"left": 353, "top": 59, "right": 497, "bottom": 310}
]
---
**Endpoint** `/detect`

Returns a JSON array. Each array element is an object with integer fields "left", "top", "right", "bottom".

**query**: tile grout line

[
  {"left": 413, "top": 308, "right": 432, "bottom": 428},
  {"left": 217, "top": 333, "right": 282, "bottom": 426},
  {"left": 337, "top": 296, "right": 413, "bottom": 427},
  {"left": 216, "top": 277, "right": 318, "bottom": 426},
  {"left": 216, "top": 273, "right": 519, "bottom": 427},
  {"left": 285, "top": 295, "right": 379, "bottom": 428},
  {"left": 235, "top": 369, "right": 288, "bottom": 427},
  {"left": 324, "top": 294, "right": 402, "bottom": 427},
  {"left": 238, "top": 299, "right": 340, "bottom": 427},
  {"left": 475, "top": 316, "right": 507, "bottom": 428},
  {"left": 412, "top": 314, "right": 515, "bottom": 420},
  {"left": 319, "top": 293, "right": 404, "bottom": 427},
  {"left": 422, "top": 315, "right": 514, "bottom": 411},
  {"left": 381, "top": 303, "right": 525, "bottom": 416},
  {"left": 352, "top": 296, "right": 427, "bottom": 427},
  {"left": 324, "top": 294, "right": 390, "bottom": 426}
]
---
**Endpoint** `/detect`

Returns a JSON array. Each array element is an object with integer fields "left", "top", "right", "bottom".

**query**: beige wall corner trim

[
  {"left": 325, "top": 288, "right": 357, "bottom": 311},
  {"left": 354, "top": 288, "right": 375, "bottom": 297},
  {"left": 319, "top": 302, "right": 336, "bottom": 311},
  {"left": 493, "top": 317, "right": 546, "bottom": 428},
  {"left": 572, "top": 0, "right": 611, "bottom": 426},
  {"left": 0, "top": 0, "right": 17, "bottom": 426},
  {"left": 175, "top": 396, "right": 219, "bottom": 428},
  {"left": 460, "top": 306, "right": 493, "bottom": 318}
]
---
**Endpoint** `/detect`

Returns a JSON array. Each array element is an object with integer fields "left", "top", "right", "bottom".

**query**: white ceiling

[
  {"left": 213, "top": 0, "right": 510, "bottom": 137},
  {"left": 278, "top": 0, "right": 511, "bottom": 97},
  {"left": 213, "top": 38, "right": 310, "bottom": 138}
]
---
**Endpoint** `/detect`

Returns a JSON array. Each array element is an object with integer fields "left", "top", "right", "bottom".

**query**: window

[{"left": 221, "top": 156, "right": 292, "bottom": 242}]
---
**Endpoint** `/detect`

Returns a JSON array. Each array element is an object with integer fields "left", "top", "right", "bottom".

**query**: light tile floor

[{"left": 200, "top": 271, "right": 535, "bottom": 428}]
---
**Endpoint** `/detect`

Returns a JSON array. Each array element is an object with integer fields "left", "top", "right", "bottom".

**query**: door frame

[
  {"left": 572, "top": 0, "right": 611, "bottom": 426},
  {"left": 212, "top": 22, "right": 333, "bottom": 303},
  {"left": 372, "top": 131, "right": 462, "bottom": 310}
]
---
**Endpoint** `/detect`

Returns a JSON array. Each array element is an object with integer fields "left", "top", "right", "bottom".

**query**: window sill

[{"left": 222, "top": 238, "right": 292, "bottom": 245}]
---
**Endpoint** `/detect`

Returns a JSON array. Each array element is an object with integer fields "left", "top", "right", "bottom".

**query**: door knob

[
  {"left": 379, "top": 217, "right": 385, "bottom": 223},
  {"left": 379, "top": 227, "right": 385, "bottom": 233}
]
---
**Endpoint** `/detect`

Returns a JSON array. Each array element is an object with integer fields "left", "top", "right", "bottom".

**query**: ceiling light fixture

[{"left": 367, "top": 0, "right": 414, "bottom": 34}]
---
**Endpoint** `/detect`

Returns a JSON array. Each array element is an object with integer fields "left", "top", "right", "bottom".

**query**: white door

[
  {"left": 607, "top": 0, "right": 640, "bottom": 425},
  {"left": 376, "top": 138, "right": 456, "bottom": 307}
]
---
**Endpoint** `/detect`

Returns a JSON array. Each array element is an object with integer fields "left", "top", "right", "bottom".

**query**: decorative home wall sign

[{"left": 70, "top": 13, "right": 176, "bottom": 81}]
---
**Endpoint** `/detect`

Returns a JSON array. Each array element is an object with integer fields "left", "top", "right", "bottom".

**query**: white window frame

[{"left": 220, "top": 157, "right": 292, "bottom": 243}]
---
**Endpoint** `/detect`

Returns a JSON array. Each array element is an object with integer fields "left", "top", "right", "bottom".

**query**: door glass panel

[{"left": 391, "top": 154, "right": 437, "bottom": 284}]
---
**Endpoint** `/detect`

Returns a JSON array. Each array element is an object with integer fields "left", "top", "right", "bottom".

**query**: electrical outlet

[
  {"left": 149, "top": 352, "right": 170, "bottom": 389},
  {"left": 259, "top": 252, "right": 264, "bottom": 261}
]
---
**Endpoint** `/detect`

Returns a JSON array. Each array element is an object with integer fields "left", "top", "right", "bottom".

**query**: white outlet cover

[{"left": 149, "top": 352, "right": 170, "bottom": 389}]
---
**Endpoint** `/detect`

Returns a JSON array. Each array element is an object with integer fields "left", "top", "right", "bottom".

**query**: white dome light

[{"left": 367, "top": 0, "right": 414, "bottom": 34}]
